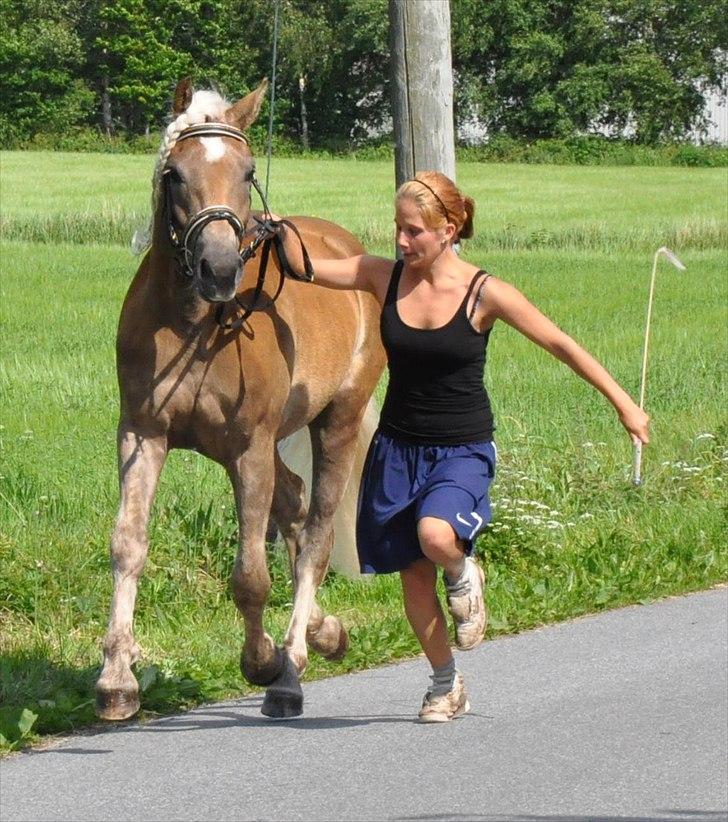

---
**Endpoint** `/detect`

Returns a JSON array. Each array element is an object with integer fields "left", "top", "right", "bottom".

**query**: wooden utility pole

[{"left": 389, "top": 0, "right": 456, "bottom": 188}]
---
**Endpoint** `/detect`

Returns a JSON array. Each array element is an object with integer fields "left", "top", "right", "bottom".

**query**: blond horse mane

[{"left": 132, "top": 88, "right": 231, "bottom": 255}]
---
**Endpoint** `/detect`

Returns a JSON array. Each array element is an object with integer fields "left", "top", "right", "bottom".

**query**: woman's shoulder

[
  {"left": 466, "top": 271, "right": 519, "bottom": 332},
  {"left": 361, "top": 254, "right": 397, "bottom": 275},
  {"left": 358, "top": 254, "right": 398, "bottom": 304},
  {"left": 459, "top": 261, "right": 495, "bottom": 290}
]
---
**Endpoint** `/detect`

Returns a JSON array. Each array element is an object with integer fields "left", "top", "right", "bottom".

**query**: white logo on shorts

[{"left": 456, "top": 511, "right": 483, "bottom": 540}]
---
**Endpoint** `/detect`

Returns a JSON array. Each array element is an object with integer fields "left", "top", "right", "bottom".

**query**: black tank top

[{"left": 379, "top": 260, "right": 495, "bottom": 445}]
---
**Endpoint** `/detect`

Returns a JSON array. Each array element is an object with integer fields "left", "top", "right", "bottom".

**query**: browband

[{"left": 175, "top": 123, "right": 249, "bottom": 144}]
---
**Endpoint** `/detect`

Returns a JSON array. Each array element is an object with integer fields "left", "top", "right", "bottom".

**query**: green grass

[
  {"left": 1, "top": 152, "right": 726, "bottom": 751},
  {"left": 1, "top": 151, "right": 725, "bottom": 250}
]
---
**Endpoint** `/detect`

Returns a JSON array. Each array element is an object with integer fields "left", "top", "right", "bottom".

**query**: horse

[{"left": 95, "top": 78, "right": 385, "bottom": 720}]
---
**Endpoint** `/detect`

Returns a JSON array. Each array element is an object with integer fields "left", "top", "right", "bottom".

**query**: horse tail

[
  {"left": 277, "top": 397, "right": 377, "bottom": 579},
  {"left": 329, "top": 395, "right": 378, "bottom": 578}
]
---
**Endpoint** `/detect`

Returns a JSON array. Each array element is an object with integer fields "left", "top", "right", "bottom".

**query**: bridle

[{"left": 161, "top": 122, "right": 313, "bottom": 331}]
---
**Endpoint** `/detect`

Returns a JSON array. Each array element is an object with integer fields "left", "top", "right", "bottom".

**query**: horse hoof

[
  {"left": 324, "top": 620, "right": 349, "bottom": 661},
  {"left": 261, "top": 654, "right": 303, "bottom": 719},
  {"left": 95, "top": 687, "right": 140, "bottom": 721},
  {"left": 310, "top": 616, "right": 349, "bottom": 661}
]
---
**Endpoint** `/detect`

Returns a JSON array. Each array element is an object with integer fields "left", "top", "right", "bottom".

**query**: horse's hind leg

[
  {"left": 283, "top": 402, "right": 364, "bottom": 674},
  {"left": 96, "top": 428, "right": 167, "bottom": 720},
  {"left": 271, "top": 449, "right": 345, "bottom": 664}
]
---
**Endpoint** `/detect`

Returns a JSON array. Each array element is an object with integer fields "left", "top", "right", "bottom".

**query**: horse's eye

[
  {"left": 244, "top": 166, "right": 255, "bottom": 183},
  {"left": 167, "top": 168, "right": 183, "bottom": 185}
]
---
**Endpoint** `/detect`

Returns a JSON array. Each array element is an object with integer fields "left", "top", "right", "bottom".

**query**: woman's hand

[
  {"left": 264, "top": 214, "right": 309, "bottom": 279},
  {"left": 618, "top": 402, "right": 650, "bottom": 445}
]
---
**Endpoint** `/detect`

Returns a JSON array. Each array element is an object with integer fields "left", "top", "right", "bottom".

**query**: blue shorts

[{"left": 356, "top": 432, "right": 496, "bottom": 574}]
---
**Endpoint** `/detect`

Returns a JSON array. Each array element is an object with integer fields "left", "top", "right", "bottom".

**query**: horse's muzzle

[{"left": 197, "top": 258, "right": 241, "bottom": 303}]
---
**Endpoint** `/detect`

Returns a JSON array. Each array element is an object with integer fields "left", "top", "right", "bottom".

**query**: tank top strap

[
  {"left": 466, "top": 270, "right": 491, "bottom": 323},
  {"left": 461, "top": 269, "right": 487, "bottom": 304},
  {"left": 385, "top": 259, "right": 405, "bottom": 307}
]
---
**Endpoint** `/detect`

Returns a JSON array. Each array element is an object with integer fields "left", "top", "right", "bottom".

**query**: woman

[{"left": 273, "top": 171, "right": 649, "bottom": 723}]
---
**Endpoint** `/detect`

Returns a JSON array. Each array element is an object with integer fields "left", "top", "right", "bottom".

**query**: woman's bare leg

[
  {"left": 417, "top": 515, "right": 486, "bottom": 651},
  {"left": 399, "top": 557, "right": 452, "bottom": 668}
]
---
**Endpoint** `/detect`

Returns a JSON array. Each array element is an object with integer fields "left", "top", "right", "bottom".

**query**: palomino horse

[{"left": 95, "top": 79, "right": 385, "bottom": 719}]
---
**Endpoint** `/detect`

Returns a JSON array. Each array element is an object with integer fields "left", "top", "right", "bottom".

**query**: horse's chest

[{"left": 148, "top": 340, "right": 283, "bottom": 438}]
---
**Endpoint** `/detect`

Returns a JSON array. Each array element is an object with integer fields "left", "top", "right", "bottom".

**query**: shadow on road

[
  {"left": 137, "top": 704, "right": 419, "bottom": 731},
  {"left": 15, "top": 699, "right": 496, "bottom": 758}
]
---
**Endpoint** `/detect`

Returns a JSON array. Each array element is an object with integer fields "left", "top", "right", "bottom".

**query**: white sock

[
  {"left": 429, "top": 658, "right": 457, "bottom": 696},
  {"left": 445, "top": 558, "right": 470, "bottom": 594}
]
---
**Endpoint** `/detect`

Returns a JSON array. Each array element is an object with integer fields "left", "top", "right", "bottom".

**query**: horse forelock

[
  {"left": 153, "top": 89, "right": 231, "bottom": 191},
  {"left": 133, "top": 89, "right": 232, "bottom": 255}
]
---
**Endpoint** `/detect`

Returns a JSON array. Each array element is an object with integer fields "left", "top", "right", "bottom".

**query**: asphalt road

[{"left": 1, "top": 588, "right": 726, "bottom": 822}]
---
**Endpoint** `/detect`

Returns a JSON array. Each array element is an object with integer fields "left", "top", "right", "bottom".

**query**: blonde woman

[{"left": 273, "top": 171, "right": 649, "bottom": 722}]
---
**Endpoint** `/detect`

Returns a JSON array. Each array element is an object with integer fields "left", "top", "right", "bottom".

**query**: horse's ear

[
  {"left": 173, "top": 78, "right": 193, "bottom": 115},
  {"left": 225, "top": 79, "right": 268, "bottom": 131}
]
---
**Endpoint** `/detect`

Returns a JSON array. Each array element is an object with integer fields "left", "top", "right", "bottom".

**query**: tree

[
  {"left": 276, "top": 1, "right": 334, "bottom": 150},
  {"left": 451, "top": 0, "right": 728, "bottom": 143},
  {"left": 2, "top": 0, "right": 725, "bottom": 146},
  {"left": 0, "top": 0, "right": 94, "bottom": 141},
  {"left": 84, "top": 0, "right": 262, "bottom": 134},
  {"left": 259, "top": 0, "right": 390, "bottom": 149}
]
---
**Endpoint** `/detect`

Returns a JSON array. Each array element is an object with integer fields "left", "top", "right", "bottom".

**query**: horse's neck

[{"left": 146, "top": 249, "right": 213, "bottom": 331}]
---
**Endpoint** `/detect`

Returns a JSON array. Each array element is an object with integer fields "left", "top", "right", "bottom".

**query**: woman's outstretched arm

[{"left": 484, "top": 278, "right": 650, "bottom": 444}]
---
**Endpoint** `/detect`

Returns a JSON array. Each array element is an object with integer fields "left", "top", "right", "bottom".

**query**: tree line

[{"left": 1, "top": 0, "right": 726, "bottom": 149}]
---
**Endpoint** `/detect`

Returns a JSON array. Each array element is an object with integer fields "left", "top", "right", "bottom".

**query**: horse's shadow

[{"left": 134, "top": 702, "right": 420, "bottom": 733}]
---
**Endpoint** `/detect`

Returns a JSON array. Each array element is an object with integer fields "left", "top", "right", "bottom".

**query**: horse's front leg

[
  {"left": 96, "top": 428, "right": 167, "bottom": 720},
  {"left": 228, "top": 432, "right": 301, "bottom": 717}
]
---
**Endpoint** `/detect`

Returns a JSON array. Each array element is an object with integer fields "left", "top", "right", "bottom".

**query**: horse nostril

[{"left": 200, "top": 258, "right": 215, "bottom": 281}]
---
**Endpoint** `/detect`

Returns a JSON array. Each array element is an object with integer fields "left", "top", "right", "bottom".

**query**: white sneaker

[
  {"left": 445, "top": 557, "right": 487, "bottom": 650},
  {"left": 418, "top": 672, "right": 471, "bottom": 723}
]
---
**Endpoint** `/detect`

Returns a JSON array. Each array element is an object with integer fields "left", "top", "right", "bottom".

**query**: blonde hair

[
  {"left": 396, "top": 171, "right": 475, "bottom": 241},
  {"left": 132, "top": 89, "right": 231, "bottom": 254}
]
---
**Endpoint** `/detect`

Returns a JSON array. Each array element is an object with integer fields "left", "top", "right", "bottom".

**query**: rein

[{"left": 161, "top": 122, "right": 313, "bottom": 332}]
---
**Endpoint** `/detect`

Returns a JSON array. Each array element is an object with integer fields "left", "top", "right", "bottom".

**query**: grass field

[
  {"left": 1, "top": 151, "right": 725, "bottom": 250},
  {"left": 1, "top": 151, "right": 726, "bottom": 751}
]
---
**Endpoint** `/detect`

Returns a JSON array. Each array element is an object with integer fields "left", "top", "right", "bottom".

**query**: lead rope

[
  {"left": 217, "top": 2, "right": 316, "bottom": 333},
  {"left": 264, "top": 0, "right": 280, "bottom": 201}
]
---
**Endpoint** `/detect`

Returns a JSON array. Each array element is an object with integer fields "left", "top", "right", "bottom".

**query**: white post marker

[{"left": 633, "top": 246, "right": 686, "bottom": 486}]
